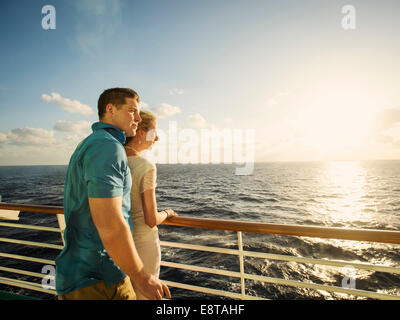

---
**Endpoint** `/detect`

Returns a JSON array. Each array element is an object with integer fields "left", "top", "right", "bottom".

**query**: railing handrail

[{"left": 1, "top": 202, "right": 400, "bottom": 244}]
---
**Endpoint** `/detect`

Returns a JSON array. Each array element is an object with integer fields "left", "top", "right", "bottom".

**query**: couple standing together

[{"left": 55, "top": 88, "right": 177, "bottom": 300}]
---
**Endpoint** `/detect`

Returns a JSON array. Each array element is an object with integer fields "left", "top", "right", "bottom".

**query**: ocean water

[{"left": 0, "top": 161, "right": 399, "bottom": 299}]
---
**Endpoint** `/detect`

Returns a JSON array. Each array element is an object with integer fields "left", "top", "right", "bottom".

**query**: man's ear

[{"left": 105, "top": 103, "right": 114, "bottom": 115}]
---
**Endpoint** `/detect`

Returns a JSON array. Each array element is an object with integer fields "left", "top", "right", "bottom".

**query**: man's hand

[{"left": 132, "top": 269, "right": 171, "bottom": 300}]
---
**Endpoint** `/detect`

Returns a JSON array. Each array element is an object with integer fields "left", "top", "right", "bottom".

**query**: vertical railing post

[{"left": 237, "top": 231, "right": 245, "bottom": 299}]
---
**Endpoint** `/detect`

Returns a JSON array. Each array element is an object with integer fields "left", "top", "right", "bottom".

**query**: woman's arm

[{"left": 141, "top": 189, "right": 176, "bottom": 228}]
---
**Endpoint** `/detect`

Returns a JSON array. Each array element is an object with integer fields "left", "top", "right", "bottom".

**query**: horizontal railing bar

[
  {"left": 242, "top": 250, "right": 400, "bottom": 274},
  {"left": 243, "top": 273, "right": 400, "bottom": 300},
  {"left": 0, "top": 253, "right": 55, "bottom": 265},
  {"left": 162, "top": 280, "right": 266, "bottom": 300},
  {"left": 0, "top": 276, "right": 42, "bottom": 288},
  {"left": 161, "top": 241, "right": 400, "bottom": 274},
  {"left": 161, "top": 240, "right": 240, "bottom": 255},
  {"left": 161, "top": 260, "right": 241, "bottom": 278},
  {"left": 0, "top": 237, "right": 63, "bottom": 250},
  {"left": 0, "top": 266, "right": 54, "bottom": 279},
  {"left": 0, "top": 276, "right": 56, "bottom": 295},
  {"left": 163, "top": 216, "right": 400, "bottom": 244},
  {"left": 0, "top": 203, "right": 63, "bottom": 215},
  {"left": 0, "top": 222, "right": 61, "bottom": 232},
  {"left": 1, "top": 202, "right": 400, "bottom": 244},
  {"left": 161, "top": 260, "right": 400, "bottom": 300}
]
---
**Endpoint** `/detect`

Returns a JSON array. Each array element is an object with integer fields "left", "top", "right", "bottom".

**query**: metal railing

[{"left": 0, "top": 202, "right": 400, "bottom": 300}]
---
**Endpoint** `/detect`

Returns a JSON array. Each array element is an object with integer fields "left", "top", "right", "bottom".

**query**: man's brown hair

[{"left": 97, "top": 88, "right": 140, "bottom": 119}]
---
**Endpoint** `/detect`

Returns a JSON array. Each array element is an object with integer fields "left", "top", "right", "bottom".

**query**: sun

[{"left": 299, "top": 88, "right": 375, "bottom": 157}]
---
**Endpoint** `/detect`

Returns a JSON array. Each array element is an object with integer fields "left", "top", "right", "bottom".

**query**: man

[{"left": 55, "top": 88, "right": 170, "bottom": 300}]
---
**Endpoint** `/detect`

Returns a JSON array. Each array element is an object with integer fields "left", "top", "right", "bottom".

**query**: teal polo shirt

[{"left": 55, "top": 122, "right": 133, "bottom": 296}]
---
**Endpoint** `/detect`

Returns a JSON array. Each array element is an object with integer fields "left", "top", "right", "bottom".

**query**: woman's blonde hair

[{"left": 138, "top": 110, "right": 157, "bottom": 132}]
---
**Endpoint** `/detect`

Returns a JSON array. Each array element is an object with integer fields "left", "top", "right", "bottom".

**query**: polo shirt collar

[{"left": 91, "top": 121, "right": 126, "bottom": 144}]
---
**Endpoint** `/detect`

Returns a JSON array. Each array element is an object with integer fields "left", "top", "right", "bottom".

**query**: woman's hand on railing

[{"left": 164, "top": 209, "right": 178, "bottom": 219}]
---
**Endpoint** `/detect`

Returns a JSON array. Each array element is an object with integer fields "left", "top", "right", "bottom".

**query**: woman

[{"left": 124, "top": 110, "right": 177, "bottom": 300}]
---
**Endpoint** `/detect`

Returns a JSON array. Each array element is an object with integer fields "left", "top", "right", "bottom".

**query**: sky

[{"left": 0, "top": 0, "right": 399, "bottom": 165}]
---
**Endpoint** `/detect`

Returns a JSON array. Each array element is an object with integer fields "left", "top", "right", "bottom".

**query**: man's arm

[{"left": 88, "top": 196, "right": 171, "bottom": 300}]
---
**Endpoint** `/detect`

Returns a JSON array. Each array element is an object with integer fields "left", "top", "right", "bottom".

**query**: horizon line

[{"left": 0, "top": 159, "right": 400, "bottom": 167}]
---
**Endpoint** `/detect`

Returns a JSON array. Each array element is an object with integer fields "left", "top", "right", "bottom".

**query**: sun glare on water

[{"left": 322, "top": 161, "right": 373, "bottom": 225}]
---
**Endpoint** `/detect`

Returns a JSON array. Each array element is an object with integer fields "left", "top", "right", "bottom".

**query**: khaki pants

[{"left": 58, "top": 276, "right": 136, "bottom": 300}]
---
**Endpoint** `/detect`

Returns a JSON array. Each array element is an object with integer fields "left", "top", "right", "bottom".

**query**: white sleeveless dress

[{"left": 127, "top": 155, "right": 160, "bottom": 300}]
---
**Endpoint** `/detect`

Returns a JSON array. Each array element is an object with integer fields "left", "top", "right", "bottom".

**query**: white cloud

[
  {"left": 41, "top": 92, "right": 94, "bottom": 115},
  {"left": 0, "top": 125, "right": 91, "bottom": 164},
  {"left": 375, "top": 108, "right": 400, "bottom": 131},
  {"left": 169, "top": 88, "right": 184, "bottom": 96},
  {"left": 187, "top": 113, "right": 213, "bottom": 129},
  {"left": 5, "top": 127, "right": 56, "bottom": 146},
  {"left": 65, "top": 135, "right": 83, "bottom": 144},
  {"left": 53, "top": 120, "right": 92, "bottom": 135},
  {"left": 152, "top": 103, "right": 181, "bottom": 119},
  {"left": 379, "top": 122, "right": 400, "bottom": 148},
  {"left": 383, "top": 122, "right": 400, "bottom": 136}
]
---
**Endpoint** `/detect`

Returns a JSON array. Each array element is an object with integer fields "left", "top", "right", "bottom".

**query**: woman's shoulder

[{"left": 127, "top": 155, "right": 156, "bottom": 172}]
